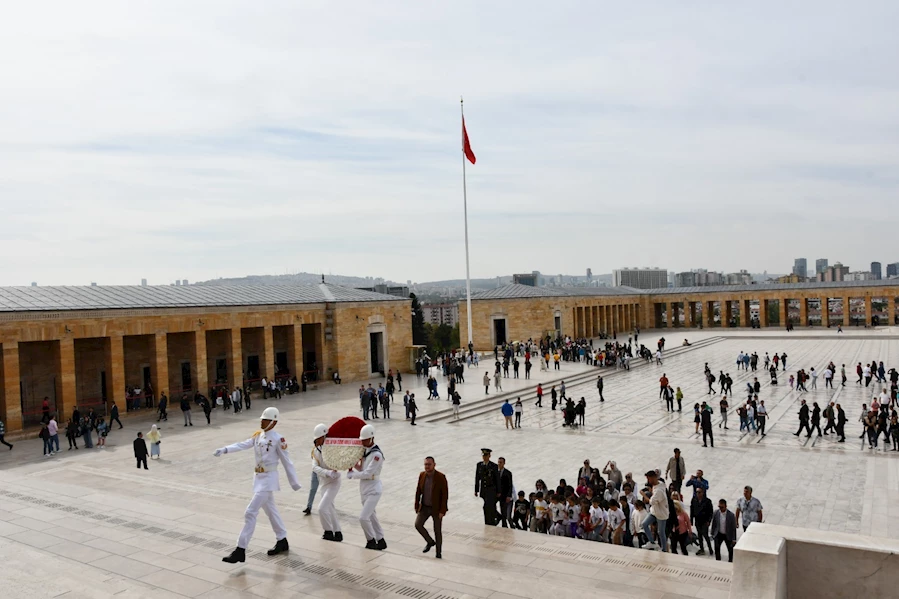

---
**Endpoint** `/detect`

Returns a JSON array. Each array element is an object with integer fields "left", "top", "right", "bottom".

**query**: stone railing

[{"left": 731, "top": 522, "right": 899, "bottom": 598}]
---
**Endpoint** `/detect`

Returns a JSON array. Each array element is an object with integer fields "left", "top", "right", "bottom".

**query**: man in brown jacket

[{"left": 415, "top": 456, "right": 448, "bottom": 559}]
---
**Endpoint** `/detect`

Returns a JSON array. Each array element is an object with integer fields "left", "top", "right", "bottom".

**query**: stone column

[
  {"left": 684, "top": 301, "right": 693, "bottom": 328},
  {"left": 759, "top": 300, "right": 769, "bottom": 327},
  {"left": 612, "top": 305, "right": 619, "bottom": 334},
  {"left": 151, "top": 332, "right": 168, "bottom": 397},
  {"left": 290, "top": 323, "right": 304, "bottom": 379},
  {"left": 230, "top": 328, "right": 243, "bottom": 387},
  {"left": 261, "top": 325, "right": 273, "bottom": 380},
  {"left": 194, "top": 330, "right": 208, "bottom": 395},
  {"left": 891, "top": 296, "right": 897, "bottom": 326},
  {"left": 798, "top": 298, "right": 808, "bottom": 327},
  {"left": 1, "top": 342, "right": 22, "bottom": 431},
  {"left": 865, "top": 296, "right": 873, "bottom": 326},
  {"left": 705, "top": 301, "right": 714, "bottom": 327},
  {"left": 723, "top": 300, "right": 733, "bottom": 327},
  {"left": 778, "top": 299, "right": 787, "bottom": 327},
  {"left": 821, "top": 299, "right": 829, "bottom": 328},
  {"left": 843, "top": 296, "right": 851, "bottom": 326},
  {"left": 741, "top": 300, "right": 751, "bottom": 327},
  {"left": 57, "top": 337, "right": 77, "bottom": 418},
  {"left": 593, "top": 306, "right": 599, "bottom": 337},
  {"left": 106, "top": 334, "right": 126, "bottom": 412},
  {"left": 668, "top": 302, "right": 677, "bottom": 328}
]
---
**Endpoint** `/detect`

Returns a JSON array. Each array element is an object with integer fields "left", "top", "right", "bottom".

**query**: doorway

[
  {"left": 215, "top": 359, "right": 227, "bottom": 383},
  {"left": 275, "top": 351, "right": 288, "bottom": 376},
  {"left": 142, "top": 366, "right": 152, "bottom": 390},
  {"left": 247, "top": 355, "right": 260, "bottom": 380},
  {"left": 369, "top": 332, "right": 384, "bottom": 374},
  {"left": 180, "top": 361, "right": 192, "bottom": 391},
  {"left": 100, "top": 371, "right": 107, "bottom": 402},
  {"left": 493, "top": 318, "right": 507, "bottom": 346}
]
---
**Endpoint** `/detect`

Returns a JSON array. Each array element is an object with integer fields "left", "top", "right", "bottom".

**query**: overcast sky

[{"left": 2, "top": 1, "right": 897, "bottom": 286}]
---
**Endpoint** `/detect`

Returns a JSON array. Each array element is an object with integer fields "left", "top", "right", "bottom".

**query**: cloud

[{"left": 1, "top": 1, "right": 898, "bottom": 285}]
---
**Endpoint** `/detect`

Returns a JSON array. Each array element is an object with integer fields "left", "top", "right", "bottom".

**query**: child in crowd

[
  {"left": 588, "top": 497, "right": 605, "bottom": 541},
  {"left": 619, "top": 497, "right": 633, "bottom": 547},
  {"left": 607, "top": 500, "right": 624, "bottom": 545},
  {"left": 631, "top": 500, "right": 648, "bottom": 548},
  {"left": 533, "top": 492, "right": 547, "bottom": 533},
  {"left": 549, "top": 495, "right": 566, "bottom": 536},
  {"left": 512, "top": 491, "right": 530, "bottom": 530},
  {"left": 566, "top": 495, "right": 580, "bottom": 538},
  {"left": 576, "top": 498, "right": 591, "bottom": 538}
]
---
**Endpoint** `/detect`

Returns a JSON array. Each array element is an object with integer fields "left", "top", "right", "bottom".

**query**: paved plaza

[{"left": 1, "top": 328, "right": 899, "bottom": 598}]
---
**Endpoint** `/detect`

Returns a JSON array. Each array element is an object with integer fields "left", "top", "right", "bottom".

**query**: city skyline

[{"left": 3, "top": 2, "right": 899, "bottom": 286}]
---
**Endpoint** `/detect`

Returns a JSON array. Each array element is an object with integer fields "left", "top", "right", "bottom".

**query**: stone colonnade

[{"left": 571, "top": 303, "right": 642, "bottom": 338}]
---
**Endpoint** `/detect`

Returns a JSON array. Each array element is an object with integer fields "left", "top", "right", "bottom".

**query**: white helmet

[
  {"left": 359, "top": 424, "right": 375, "bottom": 440},
  {"left": 260, "top": 407, "right": 279, "bottom": 421},
  {"left": 313, "top": 423, "right": 328, "bottom": 439}
]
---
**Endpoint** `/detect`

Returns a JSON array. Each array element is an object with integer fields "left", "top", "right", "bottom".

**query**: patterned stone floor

[{"left": 1, "top": 327, "right": 898, "bottom": 598}]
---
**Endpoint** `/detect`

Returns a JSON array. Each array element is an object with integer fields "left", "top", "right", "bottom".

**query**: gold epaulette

[{"left": 252, "top": 430, "right": 262, "bottom": 438}]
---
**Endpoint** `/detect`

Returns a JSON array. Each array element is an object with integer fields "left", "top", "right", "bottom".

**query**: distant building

[
  {"left": 182, "top": 279, "right": 189, "bottom": 286},
  {"left": 512, "top": 273, "right": 538, "bottom": 287},
  {"left": 355, "top": 284, "right": 409, "bottom": 298},
  {"left": 31, "top": 282, "right": 37, "bottom": 286},
  {"left": 141, "top": 278, "right": 147, "bottom": 287},
  {"left": 792, "top": 258, "right": 807, "bottom": 278},
  {"left": 90, "top": 282, "right": 97, "bottom": 287},
  {"left": 422, "top": 303, "right": 459, "bottom": 327},
  {"left": 175, "top": 280, "right": 181, "bottom": 286},
  {"left": 815, "top": 259, "right": 829, "bottom": 275},
  {"left": 725, "top": 270, "right": 753, "bottom": 285},
  {"left": 845, "top": 271, "right": 875, "bottom": 282},
  {"left": 775, "top": 273, "right": 805, "bottom": 284},
  {"left": 586, "top": 268, "right": 592, "bottom": 282},
  {"left": 887, "top": 263, "right": 899, "bottom": 278},
  {"left": 613, "top": 267, "right": 668, "bottom": 289},
  {"left": 816, "top": 263, "right": 849, "bottom": 282},
  {"left": 674, "top": 269, "right": 724, "bottom": 287},
  {"left": 871, "top": 262, "right": 882, "bottom": 280}
]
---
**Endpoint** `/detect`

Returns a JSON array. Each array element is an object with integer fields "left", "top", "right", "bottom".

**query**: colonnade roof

[
  {"left": 473, "top": 280, "right": 899, "bottom": 301},
  {"left": 0, "top": 283, "right": 406, "bottom": 312}
]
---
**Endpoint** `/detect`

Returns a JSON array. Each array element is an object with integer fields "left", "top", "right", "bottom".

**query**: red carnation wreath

[{"left": 322, "top": 416, "right": 366, "bottom": 470}]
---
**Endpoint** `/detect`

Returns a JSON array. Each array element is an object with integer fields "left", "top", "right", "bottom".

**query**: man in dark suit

[
  {"left": 474, "top": 448, "right": 500, "bottom": 525},
  {"left": 701, "top": 403, "right": 714, "bottom": 447},
  {"left": 710, "top": 498, "right": 737, "bottom": 562},
  {"left": 793, "top": 399, "right": 812, "bottom": 437},
  {"left": 690, "top": 487, "right": 714, "bottom": 556},
  {"left": 415, "top": 456, "right": 448, "bottom": 559},
  {"left": 133, "top": 432, "right": 149, "bottom": 470},
  {"left": 497, "top": 457, "right": 514, "bottom": 528}
]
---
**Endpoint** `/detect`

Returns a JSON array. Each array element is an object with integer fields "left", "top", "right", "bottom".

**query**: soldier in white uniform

[
  {"left": 311, "top": 423, "right": 343, "bottom": 542},
  {"left": 214, "top": 407, "right": 301, "bottom": 563},
  {"left": 347, "top": 424, "right": 386, "bottom": 550}
]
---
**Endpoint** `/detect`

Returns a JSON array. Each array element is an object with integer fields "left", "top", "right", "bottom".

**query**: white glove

[
  {"left": 213, "top": 449, "right": 223, "bottom": 457},
  {"left": 346, "top": 471, "right": 354, "bottom": 479},
  {"left": 291, "top": 483, "right": 302, "bottom": 491},
  {"left": 329, "top": 470, "right": 340, "bottom": 480}
]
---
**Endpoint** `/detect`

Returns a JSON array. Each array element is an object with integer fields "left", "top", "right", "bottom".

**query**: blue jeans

[
  {"left": 50, "top": 434, "right": 60, "bottom": 451},
  {"left": 43, "top": 438, "right": 52, "bottom": 455},
  {"left": 306, "top": 472, "right": 319, "bottom": 510},
  {"left": 642, "top": 514, "right": 668, "bottom": 551}
]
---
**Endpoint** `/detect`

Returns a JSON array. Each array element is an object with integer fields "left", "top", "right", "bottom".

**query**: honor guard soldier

[
  {"left": 474, "top": 448, "right": 500, "bottom": 525},
  {"left": 347, "top": 424, "right": 387, "bottom": 550},
  {"left": 214, "top": 407, "right": 301, "bottom": 563},
  {"left": 312, "top": 423, "right": 343, "bottom": 542}
]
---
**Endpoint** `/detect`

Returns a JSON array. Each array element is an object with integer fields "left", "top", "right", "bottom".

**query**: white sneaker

[{"left": 643, "top": 542, "right": 659, "bottom": 550}]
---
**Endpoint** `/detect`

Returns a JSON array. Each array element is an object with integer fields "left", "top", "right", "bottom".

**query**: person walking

[
  {"left": 311, "top": 424, "right": 343, "bottom": 542},
  {"left": 200, "top": 395, "right": 212, "bottom": 425},
  {"left": 640, "top": 470, "right": 669, "bottom": 552},
  {"left": 793, "top": 400, "right": 812, "bottom": 437},
  {"left": 109, "top": 402, "right": 123, "bottom": 429},
  {"left": 711, "top": 499, "right": 737, "bottom": 562},
  {"left": 47, "top": 415, "right": 60, "bottom": 454},
  {"left": 180, "top": 395, "right": 193, "bottom": 427},
  {"left": 494, "top": 371, "right": 503, "bottom": 392},
  {"left": 691, "top": 487, "right": 713, "bottom": 556},
  {"left": 596, "top": 375, "right": 605, "bottom": 402},
  {"left": 215, "top": 407, "right": 302, "bottom": 564},
  {"left": 475, "top": 449, "right": 500, "bottom": 525},
  {"left": 408, "top": 394, "right": 418, "bottom": 426},
  {"left": 415, "top": 456, "right": 448, "bottom": 559},
  {"left": 146, "top": 424, "right": 161, "bottom": 459},
  {"left": 133, "top": 432, "right": 149, "bottom": 470},
  {"left": 0, "top": 419, "right": 12, "bottom": 450},
  {"left": 39, "top": 422, "right": 52, "bottom": 457},
  {"left": 735, "top": 486, "right": 764, "bottom": 532},
  {"left": 675, "top": 387, "right": 683, "bottom": 412},
  {"left": 535, "top": 384, "right": 543, "bottom": 407},
  {"left": 810, "top": 402, "right": 823, "bottom": 436},
  {"left": 347, "top": 424, "right": 387, "bottom": 550},
  {"left": 501, "top": 400, "right": 514, "bottom": 429},
  {"left": 718, "top": 396, "right": 729, "bottom": 429},
  {"left": 157, "top": 392, "right": 168, "bottom": 422},
  {"left": 835, "top": 403, "right": 847, "bottom": 442},
  {"left": 701, "top": 403, "right": 714, "bottom": 447},
  {"left": 756, "top": 400, "right": 768, "bottom": 436}
]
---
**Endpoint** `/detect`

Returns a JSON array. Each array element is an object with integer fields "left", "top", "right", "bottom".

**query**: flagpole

[{"left": 461, "top": 97, "right": 474, "bottom": 348}]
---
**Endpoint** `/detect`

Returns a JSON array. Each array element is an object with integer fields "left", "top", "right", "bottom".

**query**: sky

[{"left": 2, "top": 1, "right": 898, "bottom": 286}]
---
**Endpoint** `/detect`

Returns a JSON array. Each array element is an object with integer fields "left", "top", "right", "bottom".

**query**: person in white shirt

[
  {"left": 549, "top": 496, "right": 567, "bottom": 536},
  {"left": 607, "top": 502, "right": 625, "bottom": 545},
  {"left": 640, "top": 471, "right": 669, "bottom": 551},
  {"left": 631, "top": 500, "right": 648, "bottom": 547},
  {"left": 588, "top": 498, "right": 605, "bottom": 541},
  {"left": 311, "top": 424, "right": 342, "bottom": 542},
  {"left": 214, "top": 407, "right": 301, "bottom": 564},
  {"left": 347, "top": 424, "right": 387, "bottom": 550},
  {"left": 231, "top": 387, "right": 242, "bottom": 413}
]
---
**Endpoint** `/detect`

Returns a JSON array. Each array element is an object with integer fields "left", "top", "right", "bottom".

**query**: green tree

[{"left": 410, "top": 293, "right": 427, "bottom": 345}]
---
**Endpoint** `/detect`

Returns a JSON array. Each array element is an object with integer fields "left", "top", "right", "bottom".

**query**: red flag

[{"left": 462, "top": 117, "right": 476, "bottom": 164}]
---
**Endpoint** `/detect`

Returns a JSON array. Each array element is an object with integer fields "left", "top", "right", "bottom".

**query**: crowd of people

[{"left": 475, "top": 448, "right": 760, "bottom": 562}]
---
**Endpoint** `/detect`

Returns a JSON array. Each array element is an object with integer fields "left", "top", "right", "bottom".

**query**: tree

[{"left": 410, "top": 293, "right": 427, "bottom": 346}]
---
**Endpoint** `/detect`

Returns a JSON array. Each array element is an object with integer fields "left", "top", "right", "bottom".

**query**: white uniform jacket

[
  {"left": 312, "top": 446, "right": 340, "bottom": 486},
  {"left": 224, "top": 428, "right": 300, "bottom": 493},
  {"left": 348, "top": 445, "right": 384, "bottom": 496}
]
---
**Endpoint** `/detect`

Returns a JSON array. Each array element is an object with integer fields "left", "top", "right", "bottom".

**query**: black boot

[
  {"left": 322, "top": 531, "right": 335, "bottom": 541},
  {"left": 376, "top": 538, "right": 387, "bottom": 550},
  {"left": 267, "top": 538, "right": 289, "bottom": 556},
  {"left": 334, "top": 531, "right": 343, "bottom": 542},
  {"left": 222, "top": 547, "right": 246, "bottom": 563},
  {"left": 365, "top": 539, "right": 378, "bottom": 550},
  {"left": 302, "top": 507, "right": 312, "bottom": 515}
]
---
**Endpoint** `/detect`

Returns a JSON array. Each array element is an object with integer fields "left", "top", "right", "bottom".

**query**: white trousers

[
  {"left": 318, "top": 478, "right": 342, "bottom": 533},
  {"left": 238, "top": 491, "right": 286, "bottom": 548},
  {"left": 359, "top": 492, "right": 383, "bottom": 541}
]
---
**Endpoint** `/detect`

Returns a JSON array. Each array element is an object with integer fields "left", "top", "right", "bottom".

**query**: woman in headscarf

[{"left": 146, "top": 424, "right": 162, "bottom": 459}]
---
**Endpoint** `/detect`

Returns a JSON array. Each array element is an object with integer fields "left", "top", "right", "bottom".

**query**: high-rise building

[
  {"left": 817, "top": 262, "right": 849, "bottom": 282},
  {"left": 887, "top": 263, "right": 899, "bottom": 278},
  {"left": 613, "top": 267, "right": 668, "bottom": 289},
  {"left": 141, "top": 278, "right": 147, "bottom": 287},
  {"left": 512, "top": 273, "right": 538, "bottom": 287},
  {"left": 871, "top": 262, "right": 882, "bottom": 280},
  {"left": 182, "top": 279, "right": 189, "bottom": 286},
  {"left": 421, "top": 303, "right": 459, "bottom": 327},
  {"left": 792, "top": 258, "right": 807, "bottom": 278},
  {"left": 31, "top": 282, "right": 37, "bottom": 286},
  {"left": 815, "top": 259, "right": 829, "bottom": 275},
  {"left": 586, "top": 268, "right": 592, "bottom": 282}
]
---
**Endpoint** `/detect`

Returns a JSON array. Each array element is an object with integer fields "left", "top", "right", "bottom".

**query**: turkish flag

[{"left": 462, "top": 117, "right": 476, "bottom": 164}]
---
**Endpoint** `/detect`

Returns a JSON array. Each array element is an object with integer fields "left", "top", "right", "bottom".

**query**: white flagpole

[{"left": 461, "top": 97, "right": 474, "bottom": 348}]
